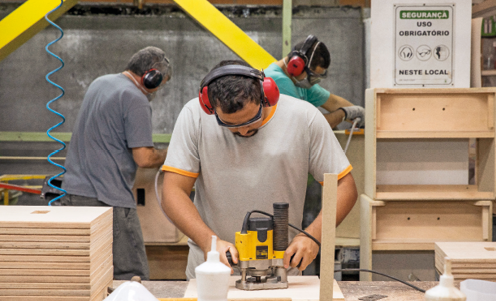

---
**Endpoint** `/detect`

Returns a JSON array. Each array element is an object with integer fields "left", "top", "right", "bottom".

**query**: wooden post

[{"left": 320, "top": 173, "right": 338, "bottom": 301}]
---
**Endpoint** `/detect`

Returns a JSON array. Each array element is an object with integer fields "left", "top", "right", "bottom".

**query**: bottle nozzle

[{"left": 211, "top": 235, "right": 217, "bottom": 252}]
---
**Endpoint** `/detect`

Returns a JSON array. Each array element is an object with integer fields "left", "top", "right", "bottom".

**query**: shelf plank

[
  {"left": 377, "top": 131, "right": 495, "bottom": 138},
  {"left": 376, "top": 191, "right": 494, "bottom": 200},
  {"left": 482, "top": 70, "right": 496, "bottom": 76}
]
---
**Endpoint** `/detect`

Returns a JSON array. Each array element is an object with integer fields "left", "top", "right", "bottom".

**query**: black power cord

[
  {"left": 333, "top": 269, "right": 426, "bottom": 293},
  {"left": 243, "top": 210, "right": 425, "bottom": 293},
  {"left": 245, "top": 210, "right": 321, "bottom": 247}
]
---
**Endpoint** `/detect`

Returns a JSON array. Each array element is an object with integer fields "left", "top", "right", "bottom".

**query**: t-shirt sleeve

[
  {"left": 162, "top": 102, "right": 201, "bottom": 178},
  {"left": 275, "top": 76, "right": 300, "bottom": 99},
  {"left": 124, "top": 104, "right": 154, "bottom": 148},
  {"left": 308, "top": 109, "right": 352, "bottom": 182},
  {"left": 305, "top": 84, "right": 331, "bottom": 108}
]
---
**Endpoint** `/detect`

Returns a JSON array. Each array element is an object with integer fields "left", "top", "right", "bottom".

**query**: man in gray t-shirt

[
  {"left": 62, "top": 46, "right": 172, "bottom": 280},
  {"left": 161, "top": 60, "right": 358, "bottom": 279}
]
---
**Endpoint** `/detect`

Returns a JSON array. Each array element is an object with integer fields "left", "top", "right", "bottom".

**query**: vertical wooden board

[
  {"left": 364, "top": 88, "right": 376, "bottom": 199},
  {"left": 477, "top": 138, "right": 495, "bottom": 196},
  {"left": 359, "top": 194, "right": 373, "bottom": 281},
  {"left": 320, "top": 173, "right": 337, "bottom": 301},
  {"left": 471, "top": 18, "right": 482, "bottom": 88}
]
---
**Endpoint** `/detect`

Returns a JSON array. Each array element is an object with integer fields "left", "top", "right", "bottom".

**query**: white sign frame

[{"left": 371, "top": 0, "right": 471, "bottom": 88}]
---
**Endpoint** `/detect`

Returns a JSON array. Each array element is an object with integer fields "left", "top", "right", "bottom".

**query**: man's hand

[
  {"left": 339, "top": 105, "right": 365, "bottom": 127},
  {"left": 283, "top": 233, "right": 320, "bottom": 271},
  {"left": 205, "top": 238, "right": 238, "bottom": 274}
]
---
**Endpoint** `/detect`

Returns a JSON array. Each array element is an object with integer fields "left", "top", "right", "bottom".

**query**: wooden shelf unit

[
  {"left": 364, "top": 88, "right": 496, "bottom": 200},
  {"left": 360, "top": 88, "right": 496, "bottom": 281}
]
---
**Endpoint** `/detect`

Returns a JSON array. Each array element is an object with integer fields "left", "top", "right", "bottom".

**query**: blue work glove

[{"left": 339, "top": 105, "right": 365, "bottom": 128}]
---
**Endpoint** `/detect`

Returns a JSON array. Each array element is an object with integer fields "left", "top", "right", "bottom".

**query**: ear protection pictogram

[
  {"left": 198, "top": 65, "right": 280, "bottom": 115},
  {"left": 286, "top": 35, "right": 318, "bottom": 77},
  {"left": 142, "top": 69, "right": 163, "bottom": 89}
]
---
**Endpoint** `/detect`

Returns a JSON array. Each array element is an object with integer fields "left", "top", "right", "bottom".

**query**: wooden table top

[{"left": 113, "top": 280, "right": 444, "bottom": 300}]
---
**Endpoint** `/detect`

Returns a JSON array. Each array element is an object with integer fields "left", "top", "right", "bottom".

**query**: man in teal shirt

[{"left": 264, "top": 35, "right": 365, "bottom": 129}]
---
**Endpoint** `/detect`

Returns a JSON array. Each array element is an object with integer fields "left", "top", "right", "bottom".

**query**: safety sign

[{"left": 394, "top": 5, "right": 454, "bottom": 85}]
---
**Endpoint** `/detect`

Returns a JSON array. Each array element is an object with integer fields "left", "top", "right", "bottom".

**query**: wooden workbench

[{"left": 112, "top": 280, "right": 442, "bottom": 300}]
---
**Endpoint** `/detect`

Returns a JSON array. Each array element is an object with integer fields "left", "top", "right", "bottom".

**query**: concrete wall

[{"left": 0, "top": 4, "right": 365, "bottom": 200}]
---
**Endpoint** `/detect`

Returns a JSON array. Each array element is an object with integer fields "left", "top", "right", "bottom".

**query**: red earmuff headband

[{"left": 198, "top": 65, "right": 280, "bottom": 115}]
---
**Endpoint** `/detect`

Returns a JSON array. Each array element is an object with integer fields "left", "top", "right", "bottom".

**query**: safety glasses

[
  {"left": 305, "top": 67, "right": 327, "bottom": 85},
  {"left": 215, "top": 104, "right": 263, "bottom": 128}
]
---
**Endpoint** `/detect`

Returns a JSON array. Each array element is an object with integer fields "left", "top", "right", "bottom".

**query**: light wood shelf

[
  {"left": 482, "top": 70, "right": 496, "bottom": 77},
  {"left": 360, "top": 88, "right": 496, "bottom": 281},
  {"left": 376, "top": 131, "right": 495, "bottom": 139}
]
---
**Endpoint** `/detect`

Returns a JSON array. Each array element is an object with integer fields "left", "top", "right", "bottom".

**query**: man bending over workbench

[{"left": 161, "top": 60, "right": 357, "bottom": 279}]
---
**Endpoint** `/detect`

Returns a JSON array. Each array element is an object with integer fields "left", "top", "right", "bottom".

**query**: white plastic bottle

[
  {"left": 425, "top": 257, "right": 466, "bottom": 301},
  {"left": 195, "top": 235, "right": 231, "bottom": 301}
]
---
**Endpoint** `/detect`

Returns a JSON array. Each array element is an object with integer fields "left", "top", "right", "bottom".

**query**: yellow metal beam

[
  {"left": 174, "top": 0, "right": 276, "bottom": 70},
  {"left": 0, "top": 0, "right": 78, "bottom": 63}
]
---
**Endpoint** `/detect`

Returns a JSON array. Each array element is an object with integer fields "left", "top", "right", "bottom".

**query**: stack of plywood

[
  {"left": 0, "top": 206, "right": 113, "bottom": 301},
  {"left": 435, "top": 242, "right": 496, "bottom": 282}
]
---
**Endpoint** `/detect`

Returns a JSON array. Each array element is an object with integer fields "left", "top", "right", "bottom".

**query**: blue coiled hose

[{"left": 45, "top": 0, "right": 67, "bottom": 206}]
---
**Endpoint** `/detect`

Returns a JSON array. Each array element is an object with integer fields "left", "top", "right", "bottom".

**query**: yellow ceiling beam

[
  {"left": 0, "top": 0, "right": 78, "bottom": 63},
  {"left": 174, "top": 0, "right": 276, "bottom": 70}
]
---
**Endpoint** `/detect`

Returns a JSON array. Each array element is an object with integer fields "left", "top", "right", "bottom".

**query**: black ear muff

[
  {"left": 142, "top": 69, "right": 163, "bottom": 89},
  {"left": 198, "top": 65, "right": 280, "bottom": 115},
  {"left": 286, "top": 35, "right": 318, "bottom": 77}
]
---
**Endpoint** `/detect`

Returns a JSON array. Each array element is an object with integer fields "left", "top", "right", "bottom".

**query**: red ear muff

[
  {"left": 262, "top": 77, "right": 279, "bottom": 107},
  {"left": 199, "top": 86, "right": 214, "bottom": 115},
  {"left": 287, "top": 56, "right": 306, "bottom": 77}
]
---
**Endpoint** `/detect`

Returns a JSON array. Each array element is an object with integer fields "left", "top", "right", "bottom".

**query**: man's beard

[{"left": 234, "top": 129, "right": 258, "bottom": 138}]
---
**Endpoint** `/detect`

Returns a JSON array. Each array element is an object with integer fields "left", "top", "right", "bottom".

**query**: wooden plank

[
  {"left": 372, "top": 242, "right": 435, "bottom": 251},
  {"left": 0, "top": 206, "right": 112, "bottom": 229},
  {"left": 0, "top": 283, "right": 91, "bottom": 289},
  {"left": 0, "top": 228, "right": 92, "bottom": 235},
  {"left": 0, "top": 234, "right": 92, "bottom": 243},
  {"left": 147, "top": 245, "right": 188, "bottom": 280},
  {"left": 0, "top": 260, "right": 112, "bottom": 284},
  {"left": 0, "top": 243, "right": 112, "bottom": 265},
  {"left": 0, "top": 235, "right": 111, "bottom": 257},
  {"left": 359, "top": 194, "right": 373, "bottom": 281},
  {"left": 375, "top": 201, "right": 487, "bottom": 241},
  {"left": 376, "top": 131, "right": 494, "bottom": 138},
  {"left": 0, "top": 253, "right": 112, "bottom": 276},
  {"left": 375, "top": 187, "right": 494, "bottom": 200},
  {"left": 364, "top": 88, "right": 376, "bottom": 199},
  {"left": 435, "top": 242, "right": 496, "bottom": 261},
  {"left": 377, "top": 93, "right": 495, "bottom": 132},
  {"left": 320, "top": 173, "right": 337, "bottom": 301},
  {"left": 471, "top": 18, "right": 483, "bottom": 88},
  {"left": 0, "top": 224, "right": 112, "bottom": 245},
  {"left": 184, "top": 276, "right": 344, "bottom": 301},
  {"left": 478, "top": 138, "right": 496, "bottom": 199}
]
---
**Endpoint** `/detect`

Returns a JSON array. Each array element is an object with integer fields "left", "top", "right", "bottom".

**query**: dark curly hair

[{"left": 206, "top": 60, "right": 262, "bottom": 114}]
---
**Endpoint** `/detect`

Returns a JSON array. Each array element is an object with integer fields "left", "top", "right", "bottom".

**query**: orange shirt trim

[
  {"left": 161, "top": 166, "right": 199, "bottom": 178},
  {"left": 318, "top": 164, "right": 353, "bottom": 185},
  {"left": 261, "top": 104, "right": 277, "bottom": 126}
]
